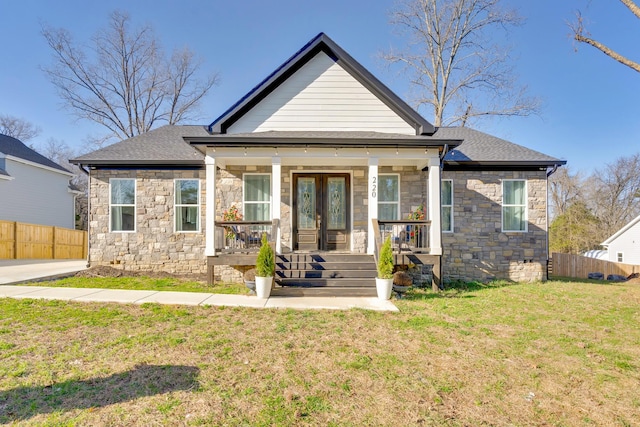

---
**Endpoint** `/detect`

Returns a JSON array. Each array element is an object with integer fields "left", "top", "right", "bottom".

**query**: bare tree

[
  {"left": 548, "top": 166, "right": 585, "bottom": 220},
  {"left": 41, "top": 11, "right": 219, "bottom": 144},
  {"left": 0, "top": 114, "right": 41, "bottom": 141},
  {"left": 587, "top": 153, "right": 640, "bottom": 237},
  {"left": 33, "top": 138, "right": 88, "bottom": 193},
  {"left": 571, "top": 0, "right": 640, "bottom": 73},
  {"left": 384, "top": 0, "right": 540, "bottom": 127}
]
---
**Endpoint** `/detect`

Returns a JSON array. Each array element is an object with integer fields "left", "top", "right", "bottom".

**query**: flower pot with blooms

[{"left": 222, "top": 205, "right": 242, "bottom": 246}]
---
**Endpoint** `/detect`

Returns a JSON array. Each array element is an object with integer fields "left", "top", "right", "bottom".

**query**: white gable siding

[
  {"left": 0, "top": 159, "right": 75, "bottom": 228},
  {"left": 228, "top": 52, "right": 415, "bottom": 135},
  {"left": 606, "top": 219, "right": 640, "bottom": 265}
]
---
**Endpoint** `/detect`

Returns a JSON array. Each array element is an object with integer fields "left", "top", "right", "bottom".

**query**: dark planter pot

[
  {"left": 245, "top": 280, "right": 256, "bottom": 294},
  {"left": 393, "top": 285, "right": 411, "bottom": 298}
]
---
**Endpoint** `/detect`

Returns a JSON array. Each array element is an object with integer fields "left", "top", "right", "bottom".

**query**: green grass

[
  {"left": 1, "top": 279, "right": 639, "bottom": 425},
  {"left": 26, "top": 276, "right": 248, "bottom": 295}
]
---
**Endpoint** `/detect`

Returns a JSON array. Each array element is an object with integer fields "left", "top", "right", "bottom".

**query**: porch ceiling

[{"left": 205, "top": 146, "right": 441, "bottom": 168}]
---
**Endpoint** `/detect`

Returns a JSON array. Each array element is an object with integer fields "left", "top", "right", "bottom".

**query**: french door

[{"left": 293, "top": 173, "right": 350, "bottom": 251}]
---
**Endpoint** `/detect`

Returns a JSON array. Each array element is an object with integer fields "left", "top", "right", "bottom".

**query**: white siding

[
  {"left": 0, "top": 159, "right": 75, "bottom": 228},
  {"left": 606, "top": 219, "right": 640, "bottom": 265},
  {"left": 228, "top": 52, "right": 415, "bottom": 135}
]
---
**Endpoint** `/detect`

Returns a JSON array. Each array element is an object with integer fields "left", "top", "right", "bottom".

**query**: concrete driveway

[{"left": 0, "top": 259, "right": 87, "bottom": 285}]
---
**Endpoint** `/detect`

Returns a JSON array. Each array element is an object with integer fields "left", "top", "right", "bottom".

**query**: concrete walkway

[
  {"left": 0, "top": 259, "right": 88, "bottom": 285},
  {"left": 0, "top": 285, "right": 398, "bottom": 311},
  {"left": 0, "top": 259, "right": 398, "bottom": 311}
]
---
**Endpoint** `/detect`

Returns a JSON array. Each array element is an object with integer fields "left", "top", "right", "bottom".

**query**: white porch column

[
  {"left": 427, "top": 157, "right": 442, "bottom": 255},
  {"left": 205, "top": 154, "right": 217, "bottom": 256},
  {"left": 272, "top": 157, "right": 282, "bottom": 254},
  {"left": 367, "top": 158, "right": 379, "bottom": 254}
]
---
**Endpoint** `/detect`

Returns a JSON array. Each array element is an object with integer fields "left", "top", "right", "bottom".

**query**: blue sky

[{"left": 1, "top": 0, "right": 639, "bottom": 174}]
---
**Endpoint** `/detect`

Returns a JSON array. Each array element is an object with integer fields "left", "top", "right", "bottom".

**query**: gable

[
  {"left": 211, "top": 33, "right": 434, "bottom": 136},
  {"left": 227, "top": 52, "right": 416, "bottom": 135}
]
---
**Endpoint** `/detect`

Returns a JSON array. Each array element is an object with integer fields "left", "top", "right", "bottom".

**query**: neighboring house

[
  {"left": 72, "top": 33, "right": 565, "bottom": 288},
  {"left": 0, "top": 134, "right": 80, "bottom": 229},
  {"left": 601, "top": 214, "right": 640, "bottom": 265}
]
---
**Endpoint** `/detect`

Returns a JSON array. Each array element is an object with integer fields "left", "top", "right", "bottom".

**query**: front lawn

[
  {"left": 1, "top": 280, "right": 638, "bottom": 425},
  {"left": 29, "top": 275, "right": 247, "bottom": 295}
]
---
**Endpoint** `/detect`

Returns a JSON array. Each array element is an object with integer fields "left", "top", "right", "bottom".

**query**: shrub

[
  {"left": 377, "top": 236, "right": 394, "bottom": 279},
  {"left": 255, "top": 233, "right": 275, "bottom": 277}
]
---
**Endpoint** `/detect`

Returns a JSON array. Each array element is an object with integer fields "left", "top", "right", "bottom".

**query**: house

[
  {"left": 0, "top": 134, "right": 80, "bottom": 229},
  {"left": 601, "top": 214, "right": 640, "bottom": 265},
  {"left": 71, "top": 33, "right": 565, "bottom": 290}
]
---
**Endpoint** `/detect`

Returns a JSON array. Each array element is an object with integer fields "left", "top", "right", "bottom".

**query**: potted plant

[
  {"left": 254, "top": 233, "right": 275, "bottom": 298},
  {"left": 222, "top": 204, "right": 242, "bottom": 248},
  {"left": 376, "top": 236, "right": 394, "bottom": 300},
  {"left": 244, "top": 268, "right": 256, "bottom": 294}
]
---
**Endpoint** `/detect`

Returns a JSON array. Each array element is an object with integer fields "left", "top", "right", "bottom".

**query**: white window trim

[
  {"left": 501, "top": 179, "right": 528, "bottom": 233},
  {"left": 378, "top": 173, "right": 400, "bottom": 220},
  {"left": 243, "top": 173, "right": 272, "bottom": 220},
  {"left": 442, "top": 179, "right": 453, "bottom": 233},
  {"left": 174, "top": 179, "right": 201, "bottom": 233},
  {"left": 109, "top": 178, "right": 136, "bottom": 233}
]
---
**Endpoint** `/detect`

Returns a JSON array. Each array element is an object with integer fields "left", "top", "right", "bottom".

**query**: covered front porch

[{"left": 194, "top": 137, "right": 447, "bottom": 292}]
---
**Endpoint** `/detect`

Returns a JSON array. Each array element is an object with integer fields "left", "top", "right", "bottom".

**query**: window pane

[
  {"left": 176, "top": 180, "right": 198, "bottom": 205},
  {"left": 176, "top": 206, "right": 199, "bottom": 231},
  {"left": 442, "top": 206, "right": 452, "bottom": 232},
  {"left": 245, "top": 203, "right": 270, "bottom": 222},
  {"left": 111, "top": 206, "right": 135, "bottom": 231},
  {"left": 504, "top": 181, "right": 525, "bottom": 205},
  {"left": 327, "top": 177, "right": 346, "bottom": 229},
  {"left": 297, "top": 177, "right": 316, "bottom": 229},
  {"left": 245, "top": 175, "right": 270, "bottom": 202},
  {"left": 379, "top": 175, "right": 398, "bottom": 202},
  {"left": 503, "top": 206, "right": 525, "bottom": 231},
  {"left": 378, "top": 204, "right": 398, "bottom": 220},
  {"left": 111, "top": 179, "right": 135, "bottom": 204},
  {"left": 441, "top": 180, "right": 452, "bottom": 205}
]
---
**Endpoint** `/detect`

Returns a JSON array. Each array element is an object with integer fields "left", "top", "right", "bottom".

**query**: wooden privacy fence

[
  {"left": 551, "top": 252, "right": 640, "bottom": 279},
  {"left": 0, "top": 220, "right": 87, "bottom": 260}
]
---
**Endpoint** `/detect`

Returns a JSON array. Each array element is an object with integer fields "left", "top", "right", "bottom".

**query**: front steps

[{"left": 272, "top": 253, "right": 377, "bottom": 297}]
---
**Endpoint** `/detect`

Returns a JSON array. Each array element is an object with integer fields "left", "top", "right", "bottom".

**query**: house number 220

[{"left": 371, "top": 176, "right": 377, "bottom": 198}]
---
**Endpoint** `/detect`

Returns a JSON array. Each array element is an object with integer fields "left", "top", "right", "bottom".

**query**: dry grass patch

[{"left": 1, "top": 280, "right": 639, "bottom": 425}]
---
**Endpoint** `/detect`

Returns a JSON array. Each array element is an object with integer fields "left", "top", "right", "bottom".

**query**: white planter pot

[
  {"left": 375, "top": 277, "right": 393, "bottom": 300},
  {"left": 255, "top": 276, "right": 273, "bottom": 299}
]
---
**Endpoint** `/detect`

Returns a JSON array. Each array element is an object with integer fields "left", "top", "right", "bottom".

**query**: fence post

[{"left": 13, "top": 221, "right": 18, "bottom": 259}]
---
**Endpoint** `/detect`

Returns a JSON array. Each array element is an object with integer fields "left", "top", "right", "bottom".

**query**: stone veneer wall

[
  {"left": 89, "top": 169, "right": 207, "bottom": 275},
  {"left": 441, "top": 169, "right": 548, "bottom": 283}
]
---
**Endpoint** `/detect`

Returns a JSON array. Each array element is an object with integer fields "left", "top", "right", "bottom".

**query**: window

[
  {"left": 243, "top": 174, "right": 271, "bottom": 221},
  {"left": 502, "top": 180, "right": 527, "bottom": 232},
  {"left": 378, "top": 174, "right": 399, "bottom": 220},
  {"left": 110, "top": 178, "right": 135, "bottom": 232},
  {"left": 617, "top": 252, "right": 624, "bottom": 263},
  {"left": 441, "top": 179, "right": 453, "bottom": 232},
  {"left": 175, "top": 179, "right": 200, "bottom": 232}
]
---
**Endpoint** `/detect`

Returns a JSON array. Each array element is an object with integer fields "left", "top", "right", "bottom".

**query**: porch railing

[
  {"left": 215, "top": 220, "right": 275, "bottom": 253},
  {"left": 376, "top": 219, "right": 431, "bottom": 254}
]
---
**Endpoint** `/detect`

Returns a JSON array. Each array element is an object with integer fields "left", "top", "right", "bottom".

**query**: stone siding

[
  {"left": 89, "top": 166, "right": 550, "bottom": 284},
  {"left": 89, "top": 169, "right": 207, "bottom": 275},
  {"left": 441, "top": 169, "right": 548, "bottom": 283}
]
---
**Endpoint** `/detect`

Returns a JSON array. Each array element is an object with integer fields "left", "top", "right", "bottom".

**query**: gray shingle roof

[
  {"left": 71, "top": 125, "right": 565, "bottom": 168},
  {"left": 71, "top": 125, "right": 208, "bottom": 166},
  {"left": 0, "top": 133, "right": 72, "bottom": 173},
  {"left": 437, "top": 127, "right": 565, "bottom": 166}
]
